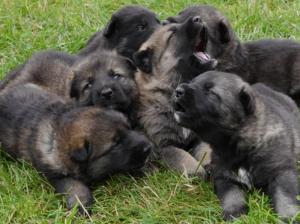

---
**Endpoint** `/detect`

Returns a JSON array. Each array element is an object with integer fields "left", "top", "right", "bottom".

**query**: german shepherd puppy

[
  {"left": 0, "top": 50, "right": 139, "bottom": 124},
  {"left": 165, "top": 5, "right": 300, "bottom": 104},
  {"left": 70, "top": 51, "right": 139, "bottom": 124},
  {"left": 173, "top": 71, "right": 300, "bottom": 222},
  {"left": 0, "top": 83, "right": 151, "bottom": 214},
  {"left": 0, "top": 51, "right": 78, "bottom": 96},
  {"left": 78, "top": 5, "right": 160, "bottom": 59},
  {"left": 133, "top": 17, "right": 217, "bottom": 177}
]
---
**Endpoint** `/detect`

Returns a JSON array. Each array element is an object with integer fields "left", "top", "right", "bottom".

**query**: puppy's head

[
  {"left": 133, "top": 16, "right": 217, "bottom": 85},
  {"left": 71, "top": 51, "right": 138, "bottom": 114},
  {"left": 164, "top": 5, "right": 236, "bottom": 59},
  {"left": 103, "top": 5, "right": 161, "bottom": 59},
  {"left": 61, "top": 108, "right": 151, "bottom": 182},
  {"left": 172, "top": 71, "right": 256, "bottom": 133}
]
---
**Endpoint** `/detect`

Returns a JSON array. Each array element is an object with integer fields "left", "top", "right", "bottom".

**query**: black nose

[
  {"left": 175, "top": 87, "right": 185, "bottom": 98},
  {"left": 192, "top": 16, "right": 202, "bottom": 23},
  {"left": 101, "top": 88, "right": 113, "bottom": 99}
]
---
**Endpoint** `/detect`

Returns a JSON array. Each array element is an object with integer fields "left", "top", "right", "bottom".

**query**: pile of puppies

[{"left": 1, "top": 4, "right": 300, "bottom": 222}]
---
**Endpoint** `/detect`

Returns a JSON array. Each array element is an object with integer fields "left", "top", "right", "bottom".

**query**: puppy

[
  {"left": 133, "top": 16, "right": 217, "bottom": 177},
  {"left": 0, "top": 83, "right": 151, "bottom": 214},
  {"left": 165, "top": 5, "right": 300, "bottom": 104},
  {"left": 78, "top": 5, "right": 160, "bottom": 59},
  {"left": 0, "top": 50, "right": 78, "bottom": 99},
  {"left": 70, "top": 51, "right": 139, "bottom": 124},
  {"left": 173, "top": 71, "right": 300, "bottom": 221}
]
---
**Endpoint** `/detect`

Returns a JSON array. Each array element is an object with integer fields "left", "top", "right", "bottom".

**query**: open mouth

[{"left": 193, "top": 27, "right": 211, "bottom": 64}]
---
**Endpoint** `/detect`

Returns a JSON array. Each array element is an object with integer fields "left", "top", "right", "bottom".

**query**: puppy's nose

[
  {"left": 101, "top": 88, "right": 113, "bottom": 99},
  {"left": 175, "top": 87, "right": 185, "bottom": 98},
  {"left": 192, "top": 16, "right": 202, "bottom": 23}
]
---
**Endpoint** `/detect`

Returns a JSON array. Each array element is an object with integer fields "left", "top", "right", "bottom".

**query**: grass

[{"left": 0, "top": 0, "right": 300, "bottom": 223}]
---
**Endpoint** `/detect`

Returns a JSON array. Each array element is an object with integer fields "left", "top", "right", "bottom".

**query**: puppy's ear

[
  {"left": 103, "top": 16, "right": 119, "bottom": 38},
  {"left": 71, "top": 140, "right": 91, "bottom": 162},
  {"left": 133, "top": 48, "right": 153, "bottom": 74},
  {"left": 70, "top": 72, "right": 81, "bottom": 99},
  {"left": 122, "top": 57, "right": 137, "bottom": 72},
  {"left": 239, "top": 86, "right": 256, "bottom": 115},
  {"left": 218, "top": 19, "right": 231, "bottom": 44}
]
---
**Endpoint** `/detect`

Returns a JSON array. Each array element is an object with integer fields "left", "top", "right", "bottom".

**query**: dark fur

[
  {"left": 71, "top": 51, "right": 139, "bottom": 124},
  {"left": 165, "top": 5, "right": 300, "bottom": 104},
  {"left": 133, "top": 17, "right": 217, "bottom": 177},
  {"left": 78, "top": 5, "right": 160, "bottom": 59},
  {"left": 0, "top": 84, "right": 151, "bottom": 214},
  {"left": 173, "top": 71, "right": 300, "bottom": 221},
  {"left": 0, "top": 50, "right": 78, "bottom": 99}
]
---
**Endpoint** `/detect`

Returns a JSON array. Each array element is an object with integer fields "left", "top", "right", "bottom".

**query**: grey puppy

[
  {"left": 173, "top": 71, "right": 300, "bottom": 222},
  {"left": 165, "top": 5, "right": 300, "bottom": 104},
  {"left": 133, "top": 16, "right": 217, "bottom": 178}
]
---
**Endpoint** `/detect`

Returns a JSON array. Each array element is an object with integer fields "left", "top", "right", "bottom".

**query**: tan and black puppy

[
  {"left": 133, "top": 17, "right": 217, "bottom": 177},
  {"left": 165, "top": 5, "right": 300, "bottom": 104},
  {"left": 0, "top": 84, "right": 151, "bottom": 214},
  {"left": 173, "top": 71, "right": 300, "bottom": 222},
  {"left": 70, "top": 51, "right": 139, "bottom": 124},
  {"left": 78, "top": 5, "right": 160, "bottom": 60},
  {"left": 0, "top": 50, "right": 78, "bottom": 98}
]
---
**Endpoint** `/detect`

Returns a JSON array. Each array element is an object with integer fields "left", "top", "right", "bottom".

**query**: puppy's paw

[
  {"left": 222, "top": 204, "right": 248, "bottom": 221},
  {"left": 66, "top": 191, "right": 94, "bottom": 216}
]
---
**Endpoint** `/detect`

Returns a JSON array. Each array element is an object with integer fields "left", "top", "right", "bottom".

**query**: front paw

[
  {"left": 66, "top": 191, "right": 94, "bottom": 215},
  {"left": 222, "top": 204, "right": 248, "bottom": 221}
]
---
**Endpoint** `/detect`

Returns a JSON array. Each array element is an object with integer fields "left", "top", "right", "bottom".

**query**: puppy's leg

[
  {"left": 50, "top": 177, "right": 93, "bottom": 215},
  {"left": 190, "top": 141, "right": 212, "bottom": 166},
  {"left": 214, "top": 174, "right": 248, "bottom": 220},
  {"left": 267, "top": 169, "right": 299, "bottom": 222},
  {"left": 160, "top": 146, "right": 207, "bottom": 179}
]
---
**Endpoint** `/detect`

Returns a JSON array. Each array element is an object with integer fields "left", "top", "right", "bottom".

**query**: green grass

[{"left": 0, "top": 0, "right": 300, "bottom": 223}]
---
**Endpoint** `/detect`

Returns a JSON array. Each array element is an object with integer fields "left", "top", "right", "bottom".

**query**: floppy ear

[
  {"left": 70, "top": 71, "right": 81, "bottom": 99},
  {"left": 71, "top": 140, "right": 91, "bottom": 162},
  {"left": 239, "top": 86, "right": 256, "bottom": 115},
  {"left": 218, "top": 19, "right": 231, "bottom": 44},
  {"left": 133, "top": 48, "right": 153, "bottom": 74},
  {"left": 103, "top": 16, "right": 119, "bottom": 38}
]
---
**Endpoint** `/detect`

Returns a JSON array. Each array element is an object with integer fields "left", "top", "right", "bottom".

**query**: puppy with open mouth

[
  {"left": 133, "top": 16, "right": 217, "bottom": 178},
  {"left": 165, "top": 4, "right": 300, "bottom": 105},
  {"left": 172, "top": 71, "right": 300, "bottom": 222}
]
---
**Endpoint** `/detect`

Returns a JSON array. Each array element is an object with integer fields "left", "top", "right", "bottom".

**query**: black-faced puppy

[
  {"left": 0, "top": 84, "right": 151, "bottom": 214},
  {"left": 173, "top": 71, "right": 300, "bottom": 222},
  {"left": 166, "top": 5, "right": 300, "bottom": 104},
  {"left": 78, "top": 5, "right": 160, "bottom": 59},
  {"left": 0, "top": 50, "right": 78, "bottom": 98},
  {"left": 70, "top": 51, "right": 139, "bottom": 124},
  {"left": 133, "top": 17, "right": 217, "bottom": 178}
]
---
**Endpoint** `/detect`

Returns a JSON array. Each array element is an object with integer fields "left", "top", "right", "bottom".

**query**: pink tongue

[{"left": 194, "top": 52, "right": 210, "bottom": 61}]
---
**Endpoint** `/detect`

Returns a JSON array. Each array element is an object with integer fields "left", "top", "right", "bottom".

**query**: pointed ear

[
  {"left": 103, "top": 16, "right": 119, "bottom": 38},
  {"left": 218, "top": 19, "right": 231, "bottom": 44},
  {"left": 71, "top": 140, "right": 91, "bottom": 163},
  {"left": 239, "top": 86, "right": 256, "bottom": 115},
  {"left": 133, "top": 48, "right": 153, "bottom": 74}
]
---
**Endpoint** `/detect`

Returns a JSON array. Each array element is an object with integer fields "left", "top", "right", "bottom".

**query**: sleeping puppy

[
  {"left": 165, "top": 5, "right": 300, "bottom": 104},
  {"left": 133, "top": 16, "right": 217, "bottom": 178},
  {"left": 78, "top": 5, "right": 161, "bottom": 59},
  {"left": 172, "top": 71, "right": 300, "bottom": 222},
  {"left": 0, "top": 83, "right": 151, "bottom": 214},
  {"left": 70, "top": 51, "right": 139, "bottom": 125}
]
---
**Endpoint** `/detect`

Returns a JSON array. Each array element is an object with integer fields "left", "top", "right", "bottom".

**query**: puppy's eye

[
  {"left": 82, "top": 80, "right": 93, "bottom": 93},
  {"left": 137, "top": 24, "right": 147, "bottom": 31},
  {"left": 111, "top": 73, "right": 125, "bottom": 80}
]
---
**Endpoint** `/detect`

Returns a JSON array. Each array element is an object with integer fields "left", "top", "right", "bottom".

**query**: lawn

[{"left": 0, "top": 0, "right": 300, "bottom": 223}]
